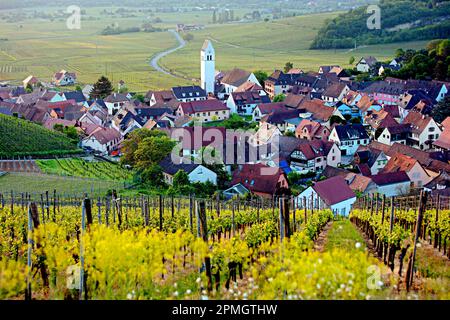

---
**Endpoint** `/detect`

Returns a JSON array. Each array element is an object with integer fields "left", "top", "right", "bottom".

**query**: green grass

[
  {"left": 161, "top": 13, "right": 429, "bottom": 80},
  {"left": 0, "top": 8, "right": 431, "bottom": 92},
  {"left": 35, "top": 158, "right": 134, "bottom": 181},
  {"left": 0, "top": 114, "right": 79, "bottom": 157},
  {"left": 325, "top": 219, "right": 366, "bottom": 252},
  {"left": 0, "top": 172, "right": 126, "bottom": 197}
]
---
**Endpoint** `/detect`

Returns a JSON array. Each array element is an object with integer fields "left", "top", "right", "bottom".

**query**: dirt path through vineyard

[{"left": 314, "top": 221, "right": 333, "bottom": 252}]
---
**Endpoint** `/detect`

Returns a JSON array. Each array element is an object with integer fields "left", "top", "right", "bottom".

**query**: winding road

[{"left": 149, "top": 29, "right": 187, "bottom": 79}]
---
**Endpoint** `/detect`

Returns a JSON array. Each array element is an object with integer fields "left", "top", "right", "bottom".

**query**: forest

[{"left": 311, "top": 0, "right": 450, "bottom": 49}]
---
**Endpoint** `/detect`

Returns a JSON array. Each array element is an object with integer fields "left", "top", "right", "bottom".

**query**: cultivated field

[
  {"left": 0, "top": 172, "right": 126, "bottom": 197},
  {"left": 35, "top": 158, "right": 134, "bottom": 181},
  {"left": 0, "top": 8, "right": 429, "bottom": 92}
]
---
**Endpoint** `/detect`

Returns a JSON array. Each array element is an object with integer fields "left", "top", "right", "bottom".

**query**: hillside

[
  {"left": 311, "top": 0, "right": 450, "bottom": 49},
  {"left": 0, "top": 114, "right": 80, "bottom": 157},
  {"left": 36, "top": 158, "right": 134, "bottom": 181}
]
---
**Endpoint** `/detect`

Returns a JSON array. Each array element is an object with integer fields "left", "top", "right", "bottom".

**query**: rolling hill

[{"left": 311, "top": 0, "right": 450, "bottom": 49}]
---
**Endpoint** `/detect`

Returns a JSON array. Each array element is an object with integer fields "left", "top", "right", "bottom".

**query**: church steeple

[{"left": 201, "top": 40, "right": 215, "bottom": 94}]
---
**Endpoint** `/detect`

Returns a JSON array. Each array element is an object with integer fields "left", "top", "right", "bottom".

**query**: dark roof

[
  {"left": 231, "top": 91, "right": 270, "bottom": 105},
  {"left": 255, "top": 102, "right": 290, "bottom": 114},
  {"left": 136, "top": 107, "right": 172, "bottom": 119},
  {"left": 0, "top": 107, "right": 12, "bottom": 116},
  {"left": 266, "top": 70, "right": 301, "bottom": 86},
  {"left": 64, "top": 91, "right": 86, "bottom": 103},
  {"left": 322, "top": 165, "right": 350, "bottom": 178},
  {"left": 322, "top": 83, "right": 346, "bottom": 98},
  {"left": 360, "top": 81, "right": 406, "bottom": 95},
  {"left": 334, "top": 124, "right": 369, "bottom": 141},
  {"left": 385, "top": 124, "right": 411, "bottom": 135},
  {"left": 312, "top": 176, "right": 356, "bottom": 206},
  {"left": 371, "top": 171, "right": 410, "bottom": 186},
  {"left": 88, "top": 99, "right": 107, "bottom": 109},
  {"left": 179, "top": 99, "right": 228, "bottom": 114},
  {"left": 104, "top": 93, "right": 128, "bottom": 103},
  {"left": 159, "top": 156, "right": 199, "bottom": 175},
  {"left": 262, "top": 109, "right": 300, "bottom": 125},
  {"left": 172, "top": 85, "right": 206, "bottom": 100}
]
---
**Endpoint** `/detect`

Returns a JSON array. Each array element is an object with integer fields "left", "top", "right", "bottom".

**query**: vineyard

[
  {"left": 0, "top": 192, "right": 448, "bottom": 300},
  {"left": 35, "top": 158, "right": 134, "bottom": 182},
  {"left": 0, "top": 114, "right": 81, "bottom": 157}
]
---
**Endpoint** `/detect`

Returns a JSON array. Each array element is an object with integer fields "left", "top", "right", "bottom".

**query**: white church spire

[{"left": 201, "top": 39, "right": 215, "bottom": 95}]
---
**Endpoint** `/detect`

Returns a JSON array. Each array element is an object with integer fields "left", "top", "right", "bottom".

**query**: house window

[{"left": 429, "top": 127, "right": 435, "bottom": 132}]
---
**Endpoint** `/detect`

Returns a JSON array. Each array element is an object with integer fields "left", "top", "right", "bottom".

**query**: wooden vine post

[
  {"left": 434, "top": 194, "right": 440, "bottom": 248},
  {"left": 159, "top": 195, "right": 163, "bottom": 231},
  {"left": 279, "top": 198, "right": 284, "bottom": 242},
  {"left": 303, "top": 196, "right": 307, "bottom": 224},
  {"left": 189, "top": 194, "right": 193, "bottom": 233},
  {"left": 79, "top": 198, "right": 92, "bottom": 300},
  {"left": 25, "top": 203, "right": 33, "bottom": 300},
  {"left": 292, "top": 196, "right": 296, "bottom": 233},
  {"left": 406, "top": 191, "right": 428, "bottom": 291},
  {"left": 283, "top": 197, "right": 291, "bottom": 238},
  {"left": 198, "top": 201, "right": 212, "bottom": 292}
]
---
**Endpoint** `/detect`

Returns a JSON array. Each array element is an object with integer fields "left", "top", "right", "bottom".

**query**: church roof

[{"left": 201, "top": 39, "right": 213, "bottom": 52}]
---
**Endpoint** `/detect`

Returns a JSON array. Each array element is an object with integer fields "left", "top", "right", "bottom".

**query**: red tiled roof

[
  {"left": 434, "top": 128, "right": 450, "bottom": 150},
  {"left": 382, "top": 153, "right": 421, "bottom": 173},
  {"left": 231, "top": 163, "right": 287, "bottom": 195},
  {"left": 371, "top": 171, "right": 410, "bottom": 186},
  {"left": 403, "top": 111, "right": 433, "bottom": 134},
  {"left": 256, "top": 102, "right": 290, "bottom": 114},
  {"left": 298, "top": 99, "right": 334, "bottom": 121},
  {"left": 89, "top": 127, "right": 121, "bottom": 145},
  {"left": 357, "top": 163, "right": 372, "bottom": 177},
  {"left": 441, "top": 117, "right": 450, "bottom": 129},
  {"left": 312, "top": 176, "right": 356, "bottom": 206}
]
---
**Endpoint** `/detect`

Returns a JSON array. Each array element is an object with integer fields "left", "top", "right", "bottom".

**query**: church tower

[{"left": 200, "top": 40, "right": 215, "bottom": 94}]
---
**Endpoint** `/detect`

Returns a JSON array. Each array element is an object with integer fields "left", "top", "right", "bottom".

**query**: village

[{"left": 0, "top": 39, "right": 449, "bottom": 215}]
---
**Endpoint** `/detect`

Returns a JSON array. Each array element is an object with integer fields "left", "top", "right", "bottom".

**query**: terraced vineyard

[
  {"left": 35, "top": 158, "right": 134, "bottom": 182},
  {"left": 1, "top": 192, "right": 447, "bottom": 300},
  {"left": 0, "top": 114, "right": 80, "bottom": 157}
]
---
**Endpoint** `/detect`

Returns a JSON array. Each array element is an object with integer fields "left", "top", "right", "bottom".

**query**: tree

[
  {"left": 395, "top": 48, "right": 405, "bottom": 59},
  {"left": 284, "top": 62, "right": 293, "bottom": 73},
  {"left": 141, "top": 164, "right": 165, "bottom": 187},
  {"left": 330, "top": 115, "right": 345, "bottom": 126},
  {"left": 75, "top": 85, "right": 83, "bottom": 92},
  {"left": 26, "top": 84, "right": 33, "bottom": 93},
  {"left": 118, "top": 86, "right": 128, "bottom": 94},
  {"left": 120, "top": 129, "right": 168, "bottom": 166},
  {"left": 273, "top": 94, "right": 286, "bottom": 102},
  {"left": 350, "top": 117, "right": 361, "bottom": 124},
  {"left": 253, "top": 70, "right": 268, "bottom": 85},
  {"left": 437, "top": 39, "right": 450, "bottom": 58},
  {"left": 284, "top": 130, "right": 295, "bottom": 137},
  {"left": 349, "top": 56, "right": 355, "bottom": 65},
  {"left": 431, "top": 96, "right": 450, "bottom": 123},
  {"left": 134, "top": 135, "right": 176, "bottom": 171},
  {"left": 90, "top": 76, "right": 113, "bottom": 99},
  {"left": 173, "top": 170, "right": 190, "bottom": 189},
  {"left": 63, "top": 126, "right": 79, "bottom": 140},
  {"left": 133, "top": 94, "right": 145, "bottom": 103}
]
